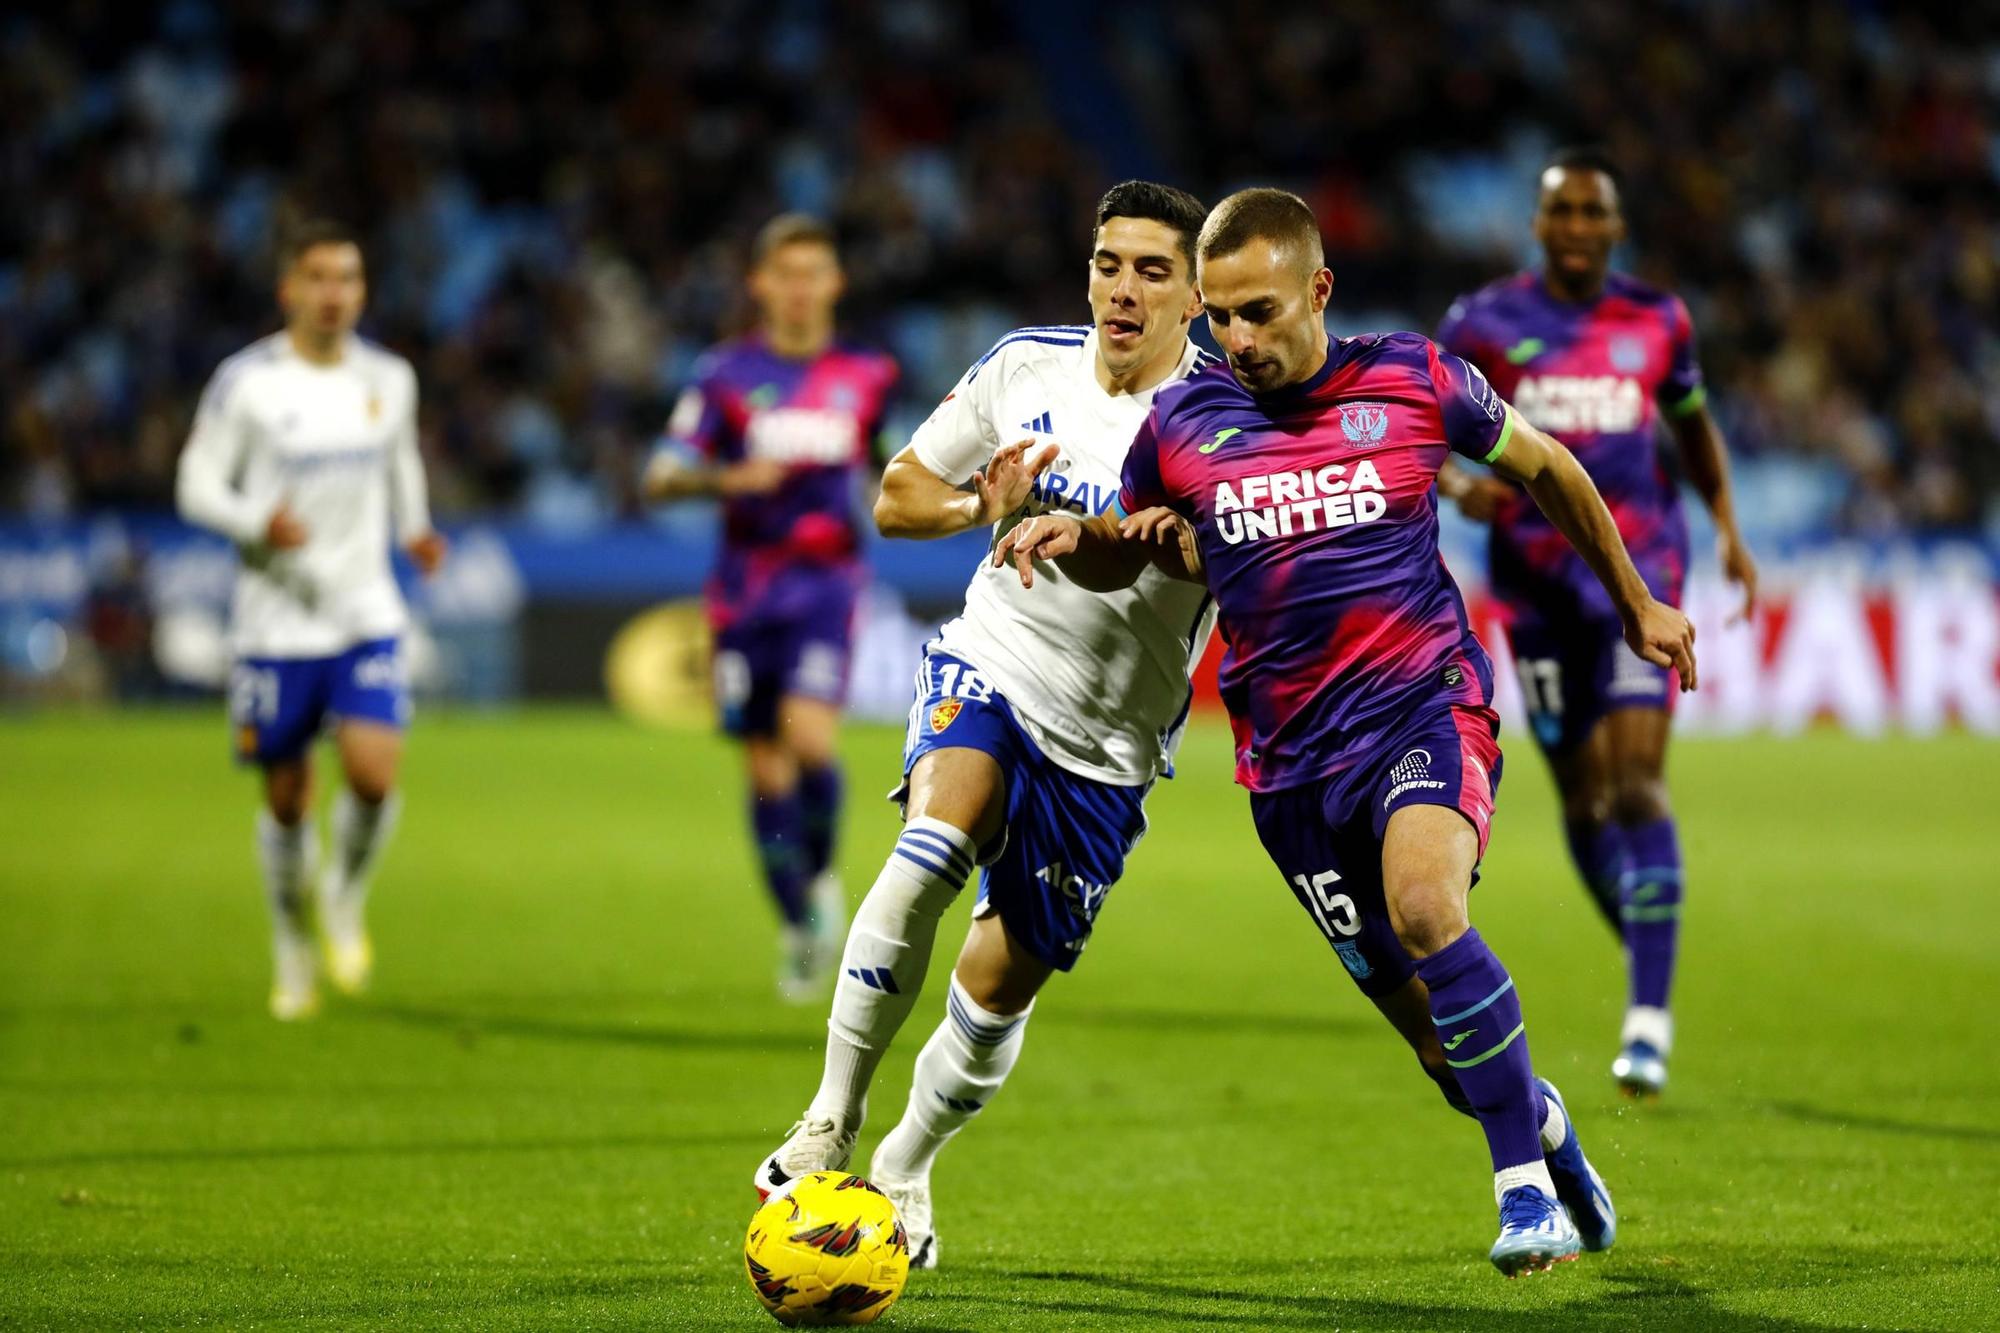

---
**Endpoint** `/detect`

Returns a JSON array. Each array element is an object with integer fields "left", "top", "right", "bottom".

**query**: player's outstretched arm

[
  {"left": 1489, "top": 412, "right": 1698, "bottom": 690},
  {"left": 992, "top": 513, "right": 1151, "bottom": 592},
  {"left": 874, "top": 440, "right": 1055, "bottom": 539},
  {"left": 1673, "top": 404, "right": 1758, "bottom": 623},
  {"left": 642, "top": 451, "right": 786, "bottom": 503}
]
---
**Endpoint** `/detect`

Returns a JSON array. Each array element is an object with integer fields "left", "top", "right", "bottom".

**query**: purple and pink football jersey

[
  {"left": 1438, "top": 271, "right": 1703, "bottom": 618},
  {"left": 1119, "top": 333, "right": 1509, "bottom": 792},
  {"left": 666, "top": 335, "right": 898, "bottom": 629}
]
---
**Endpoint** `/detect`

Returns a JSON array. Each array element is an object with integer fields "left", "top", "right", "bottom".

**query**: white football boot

[
  {"left": 269, "top": 918, "right": 321, "bottom": 1021},
  {"left": 316, "top": 867, "right": 373, "bottom": 996},
  {"left": 869, "top": 1164, "right": 937, "bottom": 1270},
  {"left": 753, "top": 1113, "right": 859, "bottom": 1200}
]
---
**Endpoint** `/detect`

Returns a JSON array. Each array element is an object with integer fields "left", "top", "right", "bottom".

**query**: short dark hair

[
  {"left": 278, "top": 218, "right": 362, "bottom": 272},
  {"left": 751, "top": 212, "right": 838, "bottom": 267},
  {"left": 1095, "top": 180, "right": 1208, "bottom": 269},
  {"left": 1543, "top": 145, "right": 1625, "bottom": 195},
  {"left": 1197, "top": 188, "right": 1325, "bottom": 271}
]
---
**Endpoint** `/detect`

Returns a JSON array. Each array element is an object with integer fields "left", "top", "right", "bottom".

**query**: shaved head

[{"left": 1197, "top": 188, "right": 1325, "bottom": 277}]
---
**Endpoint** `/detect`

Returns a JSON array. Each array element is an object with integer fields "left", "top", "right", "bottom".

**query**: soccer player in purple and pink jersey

[
  {"left": 645, "top": 215, "right": 899, "bottom": 1000},
  {"left": 1437, "top": 148, "right": 1758, "bottom": 1098},
  {"left": 999, "top": 189, "right": 1698, "bottom": 1276}
]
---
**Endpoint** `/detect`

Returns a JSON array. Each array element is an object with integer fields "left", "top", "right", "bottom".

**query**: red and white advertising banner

[{"left": 1185, "top": 549, "right": 2000, "bottom": 736}]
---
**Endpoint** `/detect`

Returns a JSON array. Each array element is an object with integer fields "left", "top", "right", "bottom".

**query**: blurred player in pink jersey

[
  {"left": 646, "top": 215, "right": 899, "bottom": 1000},
  {"left": 1438, "top": 148, "right": 1758, "bottom": 1097}
]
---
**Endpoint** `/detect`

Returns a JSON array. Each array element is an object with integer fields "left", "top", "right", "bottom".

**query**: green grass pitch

[{"left": 2, "top": 709, "right": 1996, "bottom": 1329}]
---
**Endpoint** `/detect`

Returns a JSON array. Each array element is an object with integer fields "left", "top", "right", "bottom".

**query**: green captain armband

[
  {"left": 1667, "top": 385, "right": 1708, "bottom": 417},
  {"left": 1480, "top": 407, "right": 1517, "bottom": 465}
]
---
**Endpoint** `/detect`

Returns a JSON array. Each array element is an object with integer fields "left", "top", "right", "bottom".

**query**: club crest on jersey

[
  {"left": 1610, "top": 335, "right": 1647, "bottom": 372},
  {"left": 1339, "top": 402, "right": 1391, "bottom": 447},
  {"left": 928, "top": 699, "right": 963, "bottom": 733}
]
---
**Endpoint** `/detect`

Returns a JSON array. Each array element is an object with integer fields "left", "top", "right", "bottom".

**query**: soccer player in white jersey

[
  {"left": 176, "top": 220, "right": 446, "bottom": 1021},
  {"left": 751, "top": 181, "right": 1217, "bottom": 1268}
]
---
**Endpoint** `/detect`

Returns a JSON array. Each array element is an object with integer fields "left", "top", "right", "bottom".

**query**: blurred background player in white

[
  {"left": 752, "top": 182, "right": 1217, "bottom": 1269},
  {"left": 644, "top": 217, "right": 899, "bottom": 1000},
  {"left": 175, "top": 219, "right": 446, "bottom": 1021}
]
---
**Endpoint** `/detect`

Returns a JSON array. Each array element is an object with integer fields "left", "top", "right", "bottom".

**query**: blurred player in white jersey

[
  {"left": 176, "top": 220, "right": 446, "bottom": 1020},
  {"left": 752, "top": 182, "right": 1217, "bottom": 1268}
]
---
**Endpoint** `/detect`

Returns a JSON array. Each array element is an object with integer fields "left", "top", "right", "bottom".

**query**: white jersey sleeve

[
  {"left": 177, "top": 353, "right": 277, "bottom": 546},
  {"left": 385, "top": 360, "right": 430, "bottom": 544},
  {"left": 907, "top": 339, "right": 1013, "bottom": 484}
]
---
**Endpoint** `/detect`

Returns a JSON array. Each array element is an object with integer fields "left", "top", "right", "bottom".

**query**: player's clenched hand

[
  {"left": 1627, "top": 599, "right": 1698, "bottom": 692},
  {"left": 264, "top": 502, "right": 308, "bottom": 550},
  {"left": 1118, "top": 507, "right": 1204, "bottom": 581},
  {"left": 971, "top": 439, "right": 1058, "bottom": 525},
  {"left": 405, "top": 530, "right": 449, "bottom": 577},
  {"left": 991, "top": 514, "right": 1081, "bottom": 588}
]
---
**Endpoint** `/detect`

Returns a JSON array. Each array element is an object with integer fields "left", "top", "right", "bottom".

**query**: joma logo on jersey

[
  {"left": 745, "top": 408, "right": 859, "bottom": 464},
  {"left": 1212, "top": 460, "right": 1387, "bottom": 545},
  {"left": 1513, "top": 375, "right": 1644, "bottom": 434}
]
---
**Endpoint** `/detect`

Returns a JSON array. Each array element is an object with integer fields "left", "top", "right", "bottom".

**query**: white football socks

[
  {"left": 255, "top": 809, "right": 318, "bottom": 930},
  {"left": 872, "top": 973, "right": 1032, "bottom": 1180},
  {"left": 327, "top": 788, "right": 400, "bottom": 907},
  {"left": 807, "top": 817, "right": 976, "bottom": 1127},
  {"left": 1538, "top": 1091, "right": 1568, "bottom": 1154},
  {"left": 1493, "top": 1159, "right": 1560, "bottom": 1206},
  {"left": 1622, "top": 1005, "right": 1674, "bottom": 1055}
]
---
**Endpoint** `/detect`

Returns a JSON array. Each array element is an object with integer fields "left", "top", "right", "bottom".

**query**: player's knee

[
  {"left": 1609, "top": 772, "right": 1671, "bottom": 824},
  {"left": 1388, "top": 884, "right": 1468, "bottom": 959},
  {"left": 266, "top": 791, "right": 311, "bottom": 825},
  {"left": 956, "top": 962, "right": 1038, "bottom": 1017},
  {"left": 347, "top": 770, "right": 395, "bottom": 805},
  {"left": 1561, "top": 784, "right": 1612, "bottom": 826}
]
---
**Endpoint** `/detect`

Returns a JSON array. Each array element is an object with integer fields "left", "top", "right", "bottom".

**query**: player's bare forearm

[
  {"left": 644, "top": 453, "right": 784, "bottom": 503},
  {"left": 876, "top": 440, "right": 1057, "bottom": 540},
  {"left": 992, "top": 513, "right": 1148, "bottom": 592},
  {"left": 1493, "top": 417, "right": 1652, "bottom": 622},
  {"left": 1118, "top": 507, "right": 1206, "bottom": 584},
  {"left": 1674, "top": 405, "right": 1739, "bottom": 534},
  {"left": 1674, "top": 404, "right": 1759, "bottom": 617},
  {"left": 873, "top": 450, "right": 988, "bottom": 539},
  {"left": 1493, "top": 412, "right": 1698, "bottom": 687}
]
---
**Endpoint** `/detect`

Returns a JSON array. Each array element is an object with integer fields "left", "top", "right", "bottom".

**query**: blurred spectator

[{"left": 1, "top": 0, "right": 1994, "bottom": 534}]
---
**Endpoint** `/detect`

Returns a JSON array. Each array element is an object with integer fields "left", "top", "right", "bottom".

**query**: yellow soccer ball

[{"left": 744, "top": 1171, "right": 910, "bottom": 1326}]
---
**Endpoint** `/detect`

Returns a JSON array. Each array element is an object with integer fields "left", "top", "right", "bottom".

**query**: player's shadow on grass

[
  {"left": 980, "top": 1270, "right": 1875, "bottom": 1331},
  {"left": 361, "top": 1001, "right": 825, "bottom": 1055},
  {"left": 1766, "top": 1098, "right": 2000, "bottom": 1144}
]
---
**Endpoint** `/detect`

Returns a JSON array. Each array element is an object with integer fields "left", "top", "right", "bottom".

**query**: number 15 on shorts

[{"left": 1293, "top": 870, "right": 1359, "bottom": 940}]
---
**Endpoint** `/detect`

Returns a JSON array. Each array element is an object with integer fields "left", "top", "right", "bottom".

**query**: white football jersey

[
  {"left": 909, "top": 326, "right": 1218, "bottom": 785},
  {"left": 176, "top": 333, "right": 430, "bottom": 658}
]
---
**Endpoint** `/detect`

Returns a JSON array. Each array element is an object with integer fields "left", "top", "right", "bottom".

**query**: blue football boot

[
  {"left": 1538, "top": 1077, "right": 1616, "bottom": 1252},
  {"left": 1613, "top": 1040, "right": 1669, "bottom": 1098},
  {"left": 1489, "top": 1183, "right": 1581, "bottom": 1277}
]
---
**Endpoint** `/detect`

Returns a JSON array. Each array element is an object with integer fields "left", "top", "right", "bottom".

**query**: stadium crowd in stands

[{"left": 3, "top": 1, "right": 1994, "bottom": 534}]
